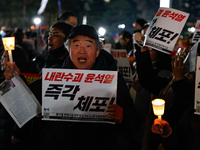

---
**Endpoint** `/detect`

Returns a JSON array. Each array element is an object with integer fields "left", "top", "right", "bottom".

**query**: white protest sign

[
  {"left": 194, "top": 56, "right": 200, "bottom": 115},
  {"left": 144, "top": 7, "right": 190, "bottom": 55},
  {"left": 192, "top": 20, "right": 200, "bottom": 43},
  {"left": 42, "top": 68, "right": 117, "bottom": 124},
  {"left": 103, "top": 43, "right": 112, "bottom": 53},
  {"left": 111, "top": 49, "right": 133, "bottom": 83}
]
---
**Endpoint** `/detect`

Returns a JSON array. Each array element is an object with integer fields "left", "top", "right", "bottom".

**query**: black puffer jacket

[{"left": 44, "top": 45, "right": 68, "bottom": 68}]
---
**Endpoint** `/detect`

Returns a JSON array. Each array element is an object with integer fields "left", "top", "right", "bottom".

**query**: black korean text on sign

[
  {"left": 149, "top": 26, "right": 179, "bottom": 44},
  {"left": 156, "top": 9, "right": 186, "bottom": 22},
  {"left": 45, "top": 84, "right": 63, "bottom": 100},
  {"left": 73, "top": 96, "right": 94, "bottom": 111},
  {"left": 193, "top": 31, "right": 200, "bottom": 42},
  {"left": 74, "top": 96, "right": 115, "bottom": 112},
  {"left": 62, "top": 85, "right": 80, "bottom": 100},
  {"left": 118, "top": 66, "right": 130, "bottom": 77},
  {"left": 90, "top": 97, "right": 110, "bottom": 112}
]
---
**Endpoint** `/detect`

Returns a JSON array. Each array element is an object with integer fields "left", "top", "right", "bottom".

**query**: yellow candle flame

[
  {"left": 152, "top": 99, "right": 165, "bottom": 116},
  {"left": 2, "top": 37, "right": 15, "bottom": 50}
]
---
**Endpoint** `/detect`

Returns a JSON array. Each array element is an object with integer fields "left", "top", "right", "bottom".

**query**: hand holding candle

[
  {"left": 152, "top": 99, "right": 165, "bottom": 122},
  {"left": 151, "top": 99, "right": 172, "bottom": 138},
  {"left": 2, "top": 37, "right": 15, "bottom": 65}
]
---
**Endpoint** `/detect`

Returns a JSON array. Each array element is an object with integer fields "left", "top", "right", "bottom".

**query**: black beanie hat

[
  {"left": 136, "top": 19, "right": 147, "bottom": 28},
  {"left": 68, "top": 25, "right": 99, "bottom": 40}
]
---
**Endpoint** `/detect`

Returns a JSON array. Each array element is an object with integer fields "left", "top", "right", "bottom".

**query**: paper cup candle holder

[
  {"left": 2, "top": 37, "right": 15, "bottom": 65},
  {"left": 152, "top": 99, "right": 165, "bottom": 122}
]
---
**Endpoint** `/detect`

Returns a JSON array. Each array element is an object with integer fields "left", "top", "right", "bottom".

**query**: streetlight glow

[
  {"left": 118, "top": 24, "right": 125, "bottom": 29},
  {"left": 33, "top": 17, "right": 41, "bottom": 25},
  {"left": 98, "top": 27, "right": 106, "bottom": 36},
  {"left": 160, "top": 0, "right": 170, "bottom": 8},
  {"left": 188, "top": 27, "right": 195, "bottom": 33}
]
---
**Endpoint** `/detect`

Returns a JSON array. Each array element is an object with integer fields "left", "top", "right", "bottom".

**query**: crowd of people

[{"left": 0, "top": 9, "right": 200, "bottom": 150}]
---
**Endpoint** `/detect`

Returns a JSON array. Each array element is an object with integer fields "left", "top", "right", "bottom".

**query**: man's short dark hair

[
  {"left": 57, "top": 11, "right": 77, "bottom": 22},
  {"left": 119, "top": 30, "right": 132, "bottom": 40},
  {"left": 50, "top": 21, "right": 73, "bottom": 40}
]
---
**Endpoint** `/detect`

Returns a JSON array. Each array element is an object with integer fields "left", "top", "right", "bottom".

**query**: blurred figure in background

[
  {"left": 56, "top": 11, "right": 77, "bottom": 27},
  {"left": 133, "top": 18, "right": 147, "bottom": 33},
  {"left": 116, "top": 30, "right": 133, "bottom": 54}
]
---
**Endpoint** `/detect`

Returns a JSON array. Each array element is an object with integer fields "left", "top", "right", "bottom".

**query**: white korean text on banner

[
  {"left": 111, "top": 49, "right": 133, "bottom": 83},
  {"left": 194, "top": 56, "right": 200, "bottom": 115},
  {"left": 42, "top": 69, "right": 117, "bottom": 124},
  {"left": 192, "top": 20, "right": 200, "bottom": 43},
  {"left": 144, "top": 7, "right": 190, "bottom": 55}
]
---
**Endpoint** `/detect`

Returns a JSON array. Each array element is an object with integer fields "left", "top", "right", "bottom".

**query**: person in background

[
  {"left": 56, "top": 11, "right": 77, "bottom": 27},
  {"left": 116, "top": 30, "right": 133, "bottom": 54},
  {"left": 0, "top": 37, "right": 16, "bottom": 150},
  {"left": 0, "top": 26, "right": 6, "bottom": 38},
  {"left": 44, "top": 21, "right": 73, "bottom": 68},
  {"left": 132, "top": 18, "right": 147, "bottom": 33},
  {"left": 134, "top": 36, "right": 195, "bottom": 149}
]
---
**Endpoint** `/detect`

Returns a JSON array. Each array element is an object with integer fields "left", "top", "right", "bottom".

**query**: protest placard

[
  {"left": 192, "top": 20, "right": 200, "bottom": 43},
  {"left": 144, "top": 7, "right": 190, "bottom": 55},
  {"left": 194, "top": 56, "right": 200, "bottom": 115},
  {"left": 103, "top": 43, "right": 112, "bottom": 53},
  {"left": 42, "top": 68, "right": 117, "bottom": 124},
  {"left": 111, "top": 49, "right": 133, "bottom": 83}
]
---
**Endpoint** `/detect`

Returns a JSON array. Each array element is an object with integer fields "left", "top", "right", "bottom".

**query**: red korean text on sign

[
  {"left": 84, "top": 73, "right": 115, "bottom": 84},
  {"left": 161, "top": 10, "right": 171, "bottom": 18},
  {"left": 156, "top": 9, "right": 164, "bottom": 16},
  {"left": 84, "top": 73, "right": 96, "bottom": 83},
  {"left": 94, "top": 74, "right": 106, "bottom": 83},
  {"left": 103, "top": 74, "right": 115, "bottom": 83},
  {"left": 155, "top": 9, "right": 186, "bottom": 22},
  {"left": 111, "top": 51, "right": 116, "bottom": 57},
  {"left": 72, "top": 73, "right": 84, "bottom": 82},
  {"left": 45, "top": 72, "right": 56, "bottom": 81},
  {"left": 196, "top": 23, "right": 200, "bottom": 29}
]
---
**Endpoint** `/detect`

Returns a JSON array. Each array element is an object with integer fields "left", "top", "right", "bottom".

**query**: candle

[
  {"left": 152, "top": 99, "right": 165, "bottom": 122},
  {"left": 2, "top": 37, "right": 15, "bottom": 65}
]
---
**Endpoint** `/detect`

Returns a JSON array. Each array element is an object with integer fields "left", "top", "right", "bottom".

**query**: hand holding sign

[{"left": 144, "top": 7, "right": 190, "bottom": 55}]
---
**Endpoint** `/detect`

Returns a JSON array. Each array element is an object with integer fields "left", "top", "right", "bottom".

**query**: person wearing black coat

[
  {"left": 4, "top": 25, "right": 139, "bottom": 150},
  {"left": 135, "top": 43, "right": 195, "bottom": 150}
]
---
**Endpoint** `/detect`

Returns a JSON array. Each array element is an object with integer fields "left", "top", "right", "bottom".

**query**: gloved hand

[{"left": 151, "top": 118, "right": 172, "bottom": 138}]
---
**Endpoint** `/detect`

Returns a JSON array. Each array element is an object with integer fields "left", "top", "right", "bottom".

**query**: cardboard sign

[
  {"left": 144, "top": 7, "right": 189, "bottom": 55},
  {"left": 103, "top": 43, "right": 112, "bottom": 53},
  {"left": 42, "top": 68, "right": 117, "bottom": 124},
  {"left": 194, "top": 56, "right": 200, "bottom": 115},
  {"left": 192, "top": 20, "right": 200, "bottom": 43},
  {"left": 111, "top": 49, "right": 133, "bottom": 83}
]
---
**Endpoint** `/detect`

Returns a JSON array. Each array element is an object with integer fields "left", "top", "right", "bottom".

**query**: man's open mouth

[{"left": 78, "top": 57, "right": 86, "bottom": 62}]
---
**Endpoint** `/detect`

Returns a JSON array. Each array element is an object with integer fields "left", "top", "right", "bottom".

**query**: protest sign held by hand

[{"left": 144, "top": 7, "right": 190, "bottom": 55}]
